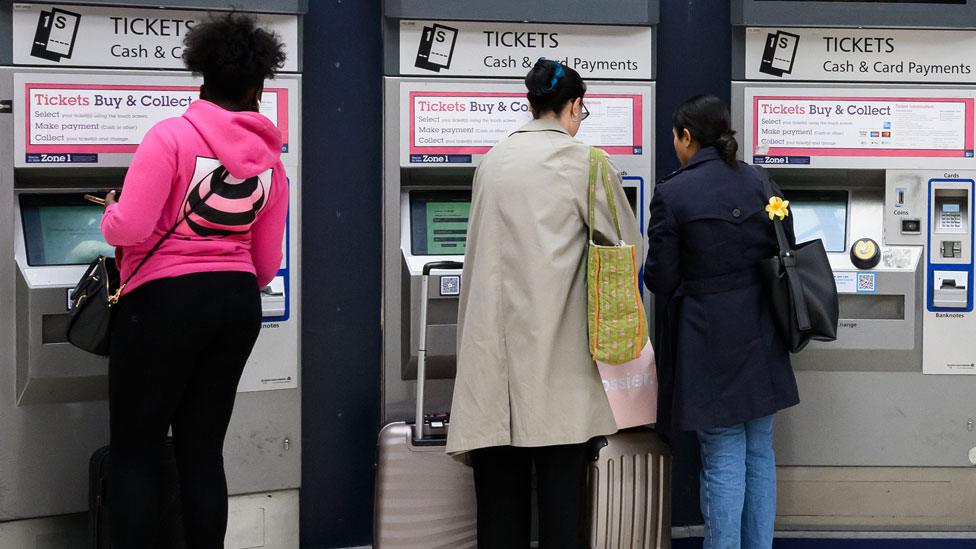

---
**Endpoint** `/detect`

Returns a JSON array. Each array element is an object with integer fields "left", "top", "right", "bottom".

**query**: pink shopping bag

[{"left": 596, "top": 339, "right": 657, "bottom": 429}]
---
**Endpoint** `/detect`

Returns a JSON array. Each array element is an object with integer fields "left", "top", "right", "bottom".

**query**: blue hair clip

[{"left": 548, "top": 62, "right": 565, "bottom": 91}]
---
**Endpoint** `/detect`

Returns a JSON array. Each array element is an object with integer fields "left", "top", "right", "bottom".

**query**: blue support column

[
  {"left": 300, "top": 2, "right": 384, "bottom": 547},
  {"left": 654, "top": 0, "right": 733, "bottom": 528}
]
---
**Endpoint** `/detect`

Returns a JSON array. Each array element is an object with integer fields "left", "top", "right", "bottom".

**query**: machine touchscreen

[
  {"left": 20, "top": 194, "right": 115, "bottom": 266},
  {"left": 784, "top": 190, "right": 849, "bottom": 253},
  {"left": 410, "top": 191, "right": 471, "bottom": 255}
]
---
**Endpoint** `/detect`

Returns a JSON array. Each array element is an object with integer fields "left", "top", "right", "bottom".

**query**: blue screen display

[{"left": 784, "top": 190, "right": 849, "bottom": 253}]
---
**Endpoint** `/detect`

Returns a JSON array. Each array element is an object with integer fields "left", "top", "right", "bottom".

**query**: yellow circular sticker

[{"left": 854, "top": 239, "right": 877, "bottom": 260}]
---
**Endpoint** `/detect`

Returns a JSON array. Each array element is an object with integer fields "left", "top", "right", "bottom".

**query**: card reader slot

[{"left": 838, "top": 294, "right": 905, "bottom": 321}]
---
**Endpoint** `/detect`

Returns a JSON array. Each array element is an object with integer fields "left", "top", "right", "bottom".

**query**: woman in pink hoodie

[{"left": 99, "top": 14, "right": 288, "bottom": 548}]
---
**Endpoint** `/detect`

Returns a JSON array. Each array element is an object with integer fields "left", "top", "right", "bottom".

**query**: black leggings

[
  {"left": 108, "top": 271, "right": 261, "bottom": 549},
  {"left": 471, "top": 443, "right": 589, "bottom": 549}
]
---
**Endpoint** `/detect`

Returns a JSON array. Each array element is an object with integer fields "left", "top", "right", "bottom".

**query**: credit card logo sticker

[
  {"left": 415, "top": 23, "right": 459, "bottom": 72},
  {"left": 759, "top": 30, "right": 799, "bottom": 77},
  {"left": 31, "top": 7, "right": 81, "bottom": 62}
]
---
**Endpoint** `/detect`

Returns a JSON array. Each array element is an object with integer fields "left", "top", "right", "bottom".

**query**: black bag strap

[
  {"left": 753, "top": 165, "right": 812, "bottom": 332},
  {"left": 111, "top": 168, "right": 220, "bottom": 301}
]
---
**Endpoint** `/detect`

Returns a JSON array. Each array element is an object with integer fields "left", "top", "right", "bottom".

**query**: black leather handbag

[
  {"left": 67, "top": 256, "right": 122, "bottom": 356},
  {"left": 67, "top": 182, "right": 215, "bottom": 356},
  {"left": 755, "top": 167, "right": 839, "bottom": 353}
]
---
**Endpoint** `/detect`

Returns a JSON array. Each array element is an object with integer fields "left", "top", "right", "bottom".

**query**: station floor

[
  {"left": 341, "top": 539, "right": 976, "bottom": 548},
  {"left": 673, "top": 539, "right": 976, "bottom": 548}
]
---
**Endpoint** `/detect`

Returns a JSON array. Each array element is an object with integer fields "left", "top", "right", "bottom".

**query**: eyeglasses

[{"left": 580, "top": 103, "right": 590, "bottom": 121}]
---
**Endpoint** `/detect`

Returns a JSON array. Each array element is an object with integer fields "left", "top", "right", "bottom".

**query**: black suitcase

[{"left": 89, "top": 441, "right": 186, "bottom": 548}]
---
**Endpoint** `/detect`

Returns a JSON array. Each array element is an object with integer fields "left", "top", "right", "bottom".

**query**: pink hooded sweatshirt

[{"left": 101, "top": 100, "right": 288, "bottom": 295}]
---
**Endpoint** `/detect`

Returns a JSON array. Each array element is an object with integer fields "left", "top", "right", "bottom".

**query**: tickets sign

[
  {"left": 12, "top": 3, "right": 299, "bottom": 71},
  {"left": 24, "top": 83, "right": 289, "bottom": 154},
  {"left": 746, "top": 27, "right": 976, "bottom": 83},
  {"left": 753, "top": 96, "right": 975, "bottom": 158},
  {"left": 409, "top": 91, "right": 643, "bottom": 158},
  {"left": 400, "top": 20, "right": 652, "bottom": 79}
]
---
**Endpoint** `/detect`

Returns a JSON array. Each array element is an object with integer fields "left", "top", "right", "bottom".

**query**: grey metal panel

[
  {"left": 650, "top": 26, "right": 657, "bottom": 81},
  {"left": 732, "top": 0, "right": 976, "bottom": 29},
  {"left": 382, "top": 76, "right": 403, "bottom": 421},
  {"left": 730, "top": 80, "right": 975, "bottom": 468},
  {"left": 382, "top": 76, "right": 656, "bottom": 424},
  {"left": 0, "top": 2, "right": 11, "bottom": 66},
  {"left": 0, "top": 67, "right": 302, "bottom": 519},
  {"left": 384, "top": 0, "right": 658, "bottom": 26},
  {"left": 224, "top": 389, "right": 302, "bottom": 494},
  {"left": 731, "top": 26, "right": 746, "bottom": 81},
  {"left": 383, "top": 14, "right": 399, "bottom": 77},
  {"left": 227, "top": 75, "right": 302, "bottom": 495},
  {"left": 775, "top": 371, "right": 976, "bottom": 467},
  {"left": 14, "top": 0, "right": 308, "bottom": 13}
]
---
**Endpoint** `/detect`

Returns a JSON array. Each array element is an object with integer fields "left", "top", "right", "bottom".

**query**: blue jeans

[{"left": 697, "top": 415, "right": 777, "bottom": 549}]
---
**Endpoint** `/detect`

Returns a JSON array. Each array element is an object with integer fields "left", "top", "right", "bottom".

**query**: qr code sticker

[
  {"left": 440, "top": 275, "right": 461, "bottom": 296},
  {"left": 856, "top": 272, "right": 876, "bottom": 293}
]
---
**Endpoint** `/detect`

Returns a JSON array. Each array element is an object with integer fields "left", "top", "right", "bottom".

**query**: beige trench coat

[{"left": 446, "top": 118, "right": 642, "bottom": 456}]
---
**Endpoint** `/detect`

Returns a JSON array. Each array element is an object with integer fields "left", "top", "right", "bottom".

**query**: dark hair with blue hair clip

[
  {"left": 525, "top": 58, "right": 585, "bottom": 118},
  {"left": 548, "top": 62, "right": 565, "bottom": 92}
]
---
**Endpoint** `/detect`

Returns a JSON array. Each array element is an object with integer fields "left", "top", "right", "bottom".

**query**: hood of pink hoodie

[{"left": 182, "top": 100, "right": 283, "bottom": 179}]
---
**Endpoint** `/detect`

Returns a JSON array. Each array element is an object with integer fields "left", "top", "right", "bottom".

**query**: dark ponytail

[
  {"left": 524, "top": 58, "right": 586, "bottom": 118},
  {"left": 672, "top": 95, "right": 739, "bottom": 167}
]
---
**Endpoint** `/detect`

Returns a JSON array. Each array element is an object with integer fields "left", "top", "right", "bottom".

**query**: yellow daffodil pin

[{"left": 766, "top": 196, "right": 790, "bottom": 221}]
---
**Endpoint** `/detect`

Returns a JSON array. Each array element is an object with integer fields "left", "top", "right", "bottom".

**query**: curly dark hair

[{"left": 183, "top": 12, "right": 286, "bottom": 105}]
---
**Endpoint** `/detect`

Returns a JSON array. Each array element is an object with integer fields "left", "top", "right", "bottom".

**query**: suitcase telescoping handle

[{"left": 414, "top": 261, "right": 464, "bottom": 441}]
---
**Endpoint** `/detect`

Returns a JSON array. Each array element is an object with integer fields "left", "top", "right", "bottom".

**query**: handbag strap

[
  {"left": 111, "top": 168, "right": 220, "bottom": 301},
  {"left": 588, "top": 147, "right": 624, "bottom": 244},
  {"left": 753, "top": 165, "right": 812, "bottom": 332}
]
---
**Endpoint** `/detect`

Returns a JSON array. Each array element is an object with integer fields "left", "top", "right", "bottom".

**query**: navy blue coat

[{"left": 645, "top": 147, "right": 800, "bottom": 433}]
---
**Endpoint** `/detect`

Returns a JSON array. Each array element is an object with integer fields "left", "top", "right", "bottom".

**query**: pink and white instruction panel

[
  {"left": 744, "top": 86, "right": 976, "bottom": 170},
  {"left": 15, "top": 72, "right": 297, "bottom": 168},
  {"left": 399, "top": 79, "right": 652, "bottom": 167}
]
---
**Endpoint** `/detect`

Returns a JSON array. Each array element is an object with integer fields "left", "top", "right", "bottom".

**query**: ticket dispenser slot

[{"left": 928, "top": 181, "right": 973, "bottom": 312}]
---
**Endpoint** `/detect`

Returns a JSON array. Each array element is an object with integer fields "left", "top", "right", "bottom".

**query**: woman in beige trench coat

[{"left": 445, "top": 59, "right": 642, "bottom": 548}]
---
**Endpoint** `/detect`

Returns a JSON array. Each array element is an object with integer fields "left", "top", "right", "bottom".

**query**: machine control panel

[{"left": 927, "top": 180, "right": 973, "bottom": 313}]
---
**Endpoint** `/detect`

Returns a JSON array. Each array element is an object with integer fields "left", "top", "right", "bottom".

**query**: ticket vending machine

[
  {"left": 382, "top": 1, "right": 658, "bottom": 423},
  {"left": 732, "top": 0, "right": 976, "bottom": 535},
  {"left": 0, "top": 2, "right": 304, "bottom": 546}
]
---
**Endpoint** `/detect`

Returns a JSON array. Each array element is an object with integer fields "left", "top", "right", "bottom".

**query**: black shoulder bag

[
  {"left": 67, "top": 181, "right": 215, "bottom": 356},
  {"left": 755, "top": 166, "right": 839, "bottom": 353}
]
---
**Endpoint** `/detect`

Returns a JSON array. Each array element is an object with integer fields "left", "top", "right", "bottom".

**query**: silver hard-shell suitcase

[
  {"left": 588, "top": 429, "right": 672, "bottom": 548},
  {"left": 374, "top": 261, "right": 476, "bottom": 549},
  {"left": 374, "top": 260, "right": 672, "bottom": 548}
]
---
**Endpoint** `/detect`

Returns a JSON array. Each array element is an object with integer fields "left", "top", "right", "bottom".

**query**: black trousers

[
  {"left": 108, "top": 271, "right": 261, "bottom": 549},
  {"left": 471, "top": 443, "right": 589, "bottom": 549}
]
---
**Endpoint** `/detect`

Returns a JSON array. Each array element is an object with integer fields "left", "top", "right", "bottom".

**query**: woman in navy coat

[{"left": 645, "top": 95, "right": 799, "bottom": 549}]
